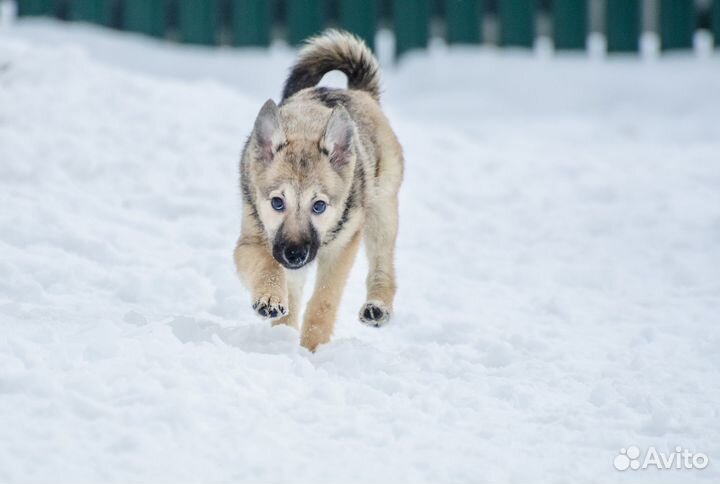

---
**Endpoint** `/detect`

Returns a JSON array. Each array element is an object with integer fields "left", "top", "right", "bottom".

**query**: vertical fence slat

[
  {"left": 232, "top": 0, "right": 272, "bottom": 46},
  {"left": 339, "top": 0, "right": 377, "bottom": 51},
  {"left": 178, "top": 0, "right": 218, "bottom": 45},
  {"left": 606, "top": 0, "right": 639, "bottom": 52},
  {"left": 552, "top": 0, "right": 587, "bottom": 50},
  {"left": 17, "top": 0, "right": 54, "bottom": 16},
  {"left": 498, "top": 0, "right": 535, "bottom": 47},
  {"left": 69, "top": 0, "right": 113, "bottom": 26},
  {"left": 393, "top": 0, "right": 429, "bottom": 57},
  {"left": 286, "top": 0, "right": 325, "bottom": 45},
  {"left": 714, "top": 0, "right": 720, "bottom": 48},
  {"left": 445, "top": 0, "right": 482, "bottom": 44},
  {"left": 122, "top": 0, "right": 166, "bottom": 38},
  {"left": 659, "top": 0, "right": 695, "bottom": 50}
]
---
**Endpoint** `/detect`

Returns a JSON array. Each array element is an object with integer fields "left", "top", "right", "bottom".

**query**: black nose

[{"left": 283, "top": 244, "right": 309, "bottom": 267}]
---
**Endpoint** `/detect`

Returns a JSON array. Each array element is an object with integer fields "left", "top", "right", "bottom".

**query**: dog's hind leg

[
  {"left": 301, "top": 231, "right": 362, "bottom": 351},
  {"left": 359, "top": 183, "right": 400, "bottom": 327}
]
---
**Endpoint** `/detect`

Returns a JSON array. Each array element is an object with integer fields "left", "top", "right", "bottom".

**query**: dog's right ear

[{"left": 252, "top": 99, "right": 285, "bottom": 163}]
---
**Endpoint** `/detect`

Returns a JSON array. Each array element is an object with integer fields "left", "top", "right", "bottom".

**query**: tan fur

[
  {"left": 234, "top": 30, "right": 403, "bottom": 351},
  {"left": 301, "top": 231, "right": 362, "bottom": 350}
]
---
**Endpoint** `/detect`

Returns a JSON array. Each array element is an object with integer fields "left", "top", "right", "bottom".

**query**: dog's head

[{"left": 245, "top": 99, "right": 357, "bottom": 269}]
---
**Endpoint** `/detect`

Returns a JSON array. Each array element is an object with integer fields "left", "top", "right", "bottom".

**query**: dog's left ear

[{"left": 322, "top": 106, "right": 354, "bottom": 168}]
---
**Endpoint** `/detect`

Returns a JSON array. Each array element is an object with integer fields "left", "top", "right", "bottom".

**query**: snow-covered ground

[{"left": 1, "top": 18, "right": 719, "bottom": 483}]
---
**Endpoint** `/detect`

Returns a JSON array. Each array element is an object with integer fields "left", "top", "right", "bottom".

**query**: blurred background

[{"left": 8, "top": 0, "right": 720, "bottom": 57}]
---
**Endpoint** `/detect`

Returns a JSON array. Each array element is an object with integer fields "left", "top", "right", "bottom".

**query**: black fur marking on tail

[
  {"left": 282, "top": 56, "right": 378, "bottom": 101},
  {"left": 281, "top": 31, "right": 380, "bottom": 102}
]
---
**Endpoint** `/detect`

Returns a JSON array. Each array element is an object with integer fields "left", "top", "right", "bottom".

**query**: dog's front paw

[
  {"left": 359, "top": 301, "right": 391, "bottom": 327},
  {"left": 252, "top": 294, "right": 288, "bottom": 321}
]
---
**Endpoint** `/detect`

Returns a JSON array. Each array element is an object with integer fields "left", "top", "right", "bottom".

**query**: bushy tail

[{"left": 281, "top": 29, "right": 381, "bottom": 102}]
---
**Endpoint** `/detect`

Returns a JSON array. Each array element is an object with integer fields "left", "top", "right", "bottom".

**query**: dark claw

[
  {"left": 364, "top": 305, "right": 384, "bottom": 322},
  {"left": 258, "top": 305, "right": 268, "bottom": 317},
  {"left": 269, "top": 308, "right": 278, "bottom": 318}
]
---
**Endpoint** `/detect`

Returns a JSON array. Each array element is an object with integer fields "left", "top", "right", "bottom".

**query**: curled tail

[{"left": 281, "top": 29, "right": 381, "bottom": 102}]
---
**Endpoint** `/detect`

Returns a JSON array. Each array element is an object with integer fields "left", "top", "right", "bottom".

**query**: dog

[{"left": 234, "top": 29, "right": 403, "bottom": 351}]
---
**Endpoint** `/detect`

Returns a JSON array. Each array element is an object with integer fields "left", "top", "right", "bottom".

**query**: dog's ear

[
  {"left": 252, "top": 99, "right": 285, "bottom": 163},
  {"left": 321, "top": 106, "right": 354, "bottom": 168}
]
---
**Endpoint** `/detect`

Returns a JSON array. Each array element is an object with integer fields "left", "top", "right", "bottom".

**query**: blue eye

[
  {"left": 271, "top": 197, "right": 285, "bottom": 211},
  {"left": 312, "top": 200, "right": 327, "bottom": 214}
]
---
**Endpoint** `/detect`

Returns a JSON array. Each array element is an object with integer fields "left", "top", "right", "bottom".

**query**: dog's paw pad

[
  {"left": 252, "top": 296, "right": 287, "bottom": 321},
  {"left": 359, "top": 301, "right": 391, "bottom": 327}
]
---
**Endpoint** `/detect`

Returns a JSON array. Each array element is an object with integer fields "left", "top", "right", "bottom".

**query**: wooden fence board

[
  {"left": 339, "top": 0, "right": 377, "bottom": 51},
  {"left": 232, "top": 0, "right": 272, "bottom": 46},
  {"left": 178, "top": 0, "right": 218, "bottom": 45},
  {"left": 69, "top": 0, "right": 113, "bottom": 26},
  {"left": 606, "top": 0, "right": 639, "bottom": 53},
  {"left": 498, "top": 0, "right": 535, "bottom": 47},
  {"left": 552, "top": 0, "right": 587, "bottom": 50},
  {"left": 286, "top": 0, "right": 325, "bottom": 45},
  {"left": 445, "top": 0, "right": 482, "bottom": 45},
  {"left": 17, "top": 0, "right": 55, "bottom": 16},
  {"left": 659, "top": 0, "right": 694, "bottom": 50},
  {"left": 393, "top": 0, "right": 429, "bottom": 57},
  {"left": 122, "top": 0, "right": 165, "bottom": 38},
  {"left": 714, "top": 0, "right": 720, "bottom": 48}
]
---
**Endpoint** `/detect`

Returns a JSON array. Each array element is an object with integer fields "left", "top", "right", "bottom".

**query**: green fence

[{"left": 15, "top": 0, "right": 720, "bottom": 57}]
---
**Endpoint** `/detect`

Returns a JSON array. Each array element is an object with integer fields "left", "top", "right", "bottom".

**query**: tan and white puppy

[{"left": 234, "top": 30, "right": 403, "bottom": 351}]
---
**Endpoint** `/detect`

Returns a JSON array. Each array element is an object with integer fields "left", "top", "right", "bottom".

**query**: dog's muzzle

[
  {"left": 272, "top": 225, "right": 319, "bottom": 270},
  {"left": 282, "top": 244, "right": 309, "bottom": 268}
]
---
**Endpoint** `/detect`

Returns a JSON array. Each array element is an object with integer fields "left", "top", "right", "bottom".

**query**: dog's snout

[
  {"left": 283, "top": 244, "right": 309, "bottom": 268},
  {"left": 272, "top": 223, "right": 319, "bottom": 269}
]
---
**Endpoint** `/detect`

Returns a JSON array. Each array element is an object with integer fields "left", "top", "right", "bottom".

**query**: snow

[{"left": 1, "top": 18, "right": 720, "bottom": 483}]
